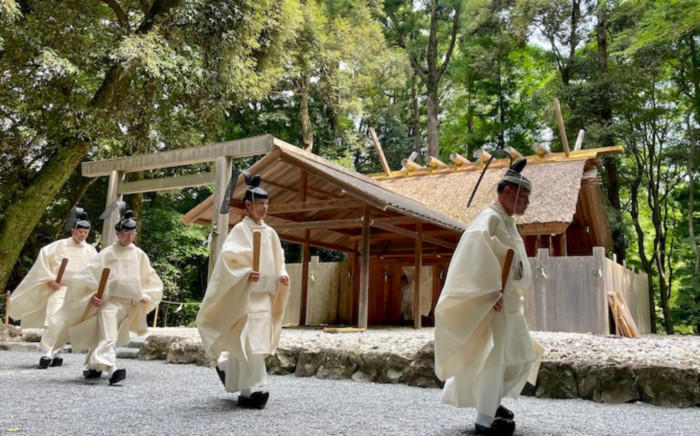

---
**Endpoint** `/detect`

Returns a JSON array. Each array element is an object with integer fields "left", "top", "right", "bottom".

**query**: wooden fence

[{"left": 285, "top": 247, "right": 651, "bottom": 335}]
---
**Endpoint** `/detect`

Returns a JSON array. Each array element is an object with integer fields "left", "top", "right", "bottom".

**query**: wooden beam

[
  {"left": 101, "top": 170, "right": 124, "bottom": 248},
  {"left": 517, "top": 222, "right": 570, "bottom": 236},
  {"left": 358, "top": 206, "right": 371, "bottom": 329},
  {"left": 274, "top": 218, "right": 364, "bottom": 230},
  {"left": 268, "top": 198, "right": 364, "bottom": 214},
  {"left": 371, "top": 222, "right": 456, "bottom": 250},
  {"left": 117, "top": 172, "right": 216, "bottom": 195},
  {"left": 413, "top": 222, "right": 423, "bottom": 329},
  {"left": 352, "top": 229, "right": 459, "bottom": 243},
  {"left": 82, "top": 134, "right": 274, "bottom": 177},
  {"left": 553, "top": 97, "right": 570, "bottom": 157},
  {"left": 278, "top": 233, "right": 353, "bottom": 253},
  {"left": 369, "top": 127, "right": 392, "bottom": 176}
]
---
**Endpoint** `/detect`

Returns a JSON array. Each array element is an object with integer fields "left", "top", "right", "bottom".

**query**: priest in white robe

[
  {"left": 9, "top": 208, "right": 98, "bottom": 368},
  {"left": 197, "top": 172, "right": 289, "bottom": 409},
  {"left": 434, "top": 159, "right": 543, "bottom": 436},
  {"left": 48, "top": 208, "right": 162, "bottom": 385}
]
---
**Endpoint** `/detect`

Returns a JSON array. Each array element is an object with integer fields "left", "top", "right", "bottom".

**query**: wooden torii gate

[{"left": 80, "top": 135, "right": 274, "bottom": 272}]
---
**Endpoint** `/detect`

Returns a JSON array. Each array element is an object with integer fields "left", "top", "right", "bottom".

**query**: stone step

[
  {"left": 0, "top": 341, "right": 41, "bottom": 352},
  {"left": 117, "top": 347, "right": 140, "bottom": 359}
]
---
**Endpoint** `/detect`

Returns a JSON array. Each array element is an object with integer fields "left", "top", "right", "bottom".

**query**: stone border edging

[{"left": 136, "top": 335, "right": 699, "bottom": 408}]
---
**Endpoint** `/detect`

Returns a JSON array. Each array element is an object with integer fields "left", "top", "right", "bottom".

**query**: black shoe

[
  {"left": 215, "top": 366, "right": 226, "bottom": 386},
  {"left": 109, "top": 368, "right": 126, "bottom": 385},
  {"left": 237, "top": 391, "right": 269, "bottom": 409},
  {"left": 496, "top": 405, "right": 514, "bottom": 420},
  {"left": 38, "top": 356, "right": 51, "bottom": 369},
  {"left": 83, "top": 369, "right": 102, "bottom": 379},
  {"left": 50, "top": 357, "right": 63, "bottom": 367},
  {"left": 475, "top": 418, "right": 515, "bottom": 436}
]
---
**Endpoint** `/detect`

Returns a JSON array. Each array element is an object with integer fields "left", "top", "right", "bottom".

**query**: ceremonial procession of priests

[{"left": 5, "top": 162, "right": 538, "bottom": 435}]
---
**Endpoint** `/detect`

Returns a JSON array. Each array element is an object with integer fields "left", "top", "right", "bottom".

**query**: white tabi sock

[
  {"left": 107, "top": 366, "right": 115, "bottom": 377},
  {"left": 240, "top": 388, "right": 252, "bottom": 398},
  {"left": 476, "top": 412, "right": 495, "bottom": 427}
]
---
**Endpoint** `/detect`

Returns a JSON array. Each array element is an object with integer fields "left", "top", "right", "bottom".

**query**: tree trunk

[
  {"left": 411, "top": 74, "right": 421, "bottom": 150},
  {"left": 0, "top": 141, "right": 90, "bottom": 291},
  {"left": 298, "top": 76, "right": 313, "bottom": 152},
  {"left": 596, "top": 1, "right": 626, "bottom": 264},
  {"left": 426, "top": 81, "right": 439, "bottom": 158}
]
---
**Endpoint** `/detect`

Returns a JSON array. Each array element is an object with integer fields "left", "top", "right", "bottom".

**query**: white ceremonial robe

[
  {"left": 196, "top": 216, "right": 290, "bottom": 393},
  {"left": 434, "top": 202, "right": 543, "bottom": 417},
  {"left": 48, "top": 242, "right": 162, "bottom": 371},
  {"left": 10, "top": 237, "right": 97, "bottom": 328}
]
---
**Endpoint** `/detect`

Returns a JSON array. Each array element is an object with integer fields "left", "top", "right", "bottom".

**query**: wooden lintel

[
  {"left": 517, "top": 222, "right": 570, "bottom": 236},
  {"left": 372, "top": 222, "right": 456, "bottom": 250},
  {"left": 267, "top": 198, "right": 364, "bottom": 214},
  {"left": 277, "top": 233, "right": 353, "bottom": 253},
  {"left": 351, "top": 229, "right": 458, "bottom": 242},
  {"left": 274, "top": 218, "right": 364, "bottom": 230},
  {"left": 118, "top": 172, "right": 216, "bottom": 195},
  {"left": 82, "top": 134, "right": 273, "bottom": 177}
]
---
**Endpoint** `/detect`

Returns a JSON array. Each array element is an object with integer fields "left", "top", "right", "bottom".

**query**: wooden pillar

[
  {"left": 413, "top": 222, "right": 423, "bottom": 329},
  {"left": 350, "top": 241, "right": 359, "bottom": 324},
  {"left": 358, "top": 206, "right": 371, "bottom": 329},
  {"left": 208, "top": 156, "right": 232, "bottom": 278},
  {"left": 300, "top": 230, "right": 310, "bottom": 326},
  {"left": 430, "top": 264, "right": 441, "bottom": 319},
  {"left": 298, "top": 170, "right": 309, "bottom": 326},
  {"left": 102, "top": 170, "right": 125, "bottom": 248},
  {"left": 552, "top": 233, "right": 568, "bottom": 257}
]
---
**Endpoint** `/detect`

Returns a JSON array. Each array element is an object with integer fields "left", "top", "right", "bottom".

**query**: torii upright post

[{"left": 208, "top": 156, "right": 232, "bottom": 278}]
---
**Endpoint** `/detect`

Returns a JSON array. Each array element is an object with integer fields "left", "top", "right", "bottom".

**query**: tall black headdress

[
  {"left": 242, "top": 170, "right": 268, "bottom": 202},
  {"left": 64, "top": 207, "right": 91, "bottom": 232},
  {"left": 114, "top": 209, "right": 137, "bottom": 231},
  {"left": 501, "top": 158, "right": 532, "bottom": 191}
]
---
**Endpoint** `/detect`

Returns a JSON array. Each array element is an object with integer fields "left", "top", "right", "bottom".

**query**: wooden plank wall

[
  {"left": 284, "top": 248, "right": 650, "bottom": 334},
  {"left": 525, "top": 247, "right": 650, "bottom": 335},
  {"left": 526, "top": 248, "right": 608, "bottom": 334}
]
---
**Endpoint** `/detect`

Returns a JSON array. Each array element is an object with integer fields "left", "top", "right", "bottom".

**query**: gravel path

[
  {"left": 2, "top": 351, "right": 697, "bottom": 436},
  {"left": 145, "top": 326, "right": 700, "bottom": 369}
]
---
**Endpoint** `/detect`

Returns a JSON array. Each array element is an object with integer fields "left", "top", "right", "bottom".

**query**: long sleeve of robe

[
  {"left": 196, "top": 217, "right": 290, "bottom": 384},
  {"left": 47, "top": 242, "right": 162, "bottom": 353},
  {"left": 9, "top": 238, "right": 97, "bottom": 328},
  {"left": 434, "top": 203, "right": 542, "bottom": 414}
]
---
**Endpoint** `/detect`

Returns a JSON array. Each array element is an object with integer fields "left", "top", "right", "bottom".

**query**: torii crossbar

[{"left": 80, "top": 134, "right": 274, "bottom": 272}]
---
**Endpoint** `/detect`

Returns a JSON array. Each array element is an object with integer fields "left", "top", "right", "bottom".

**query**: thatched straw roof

[{"left": 379, "top": 160, "right": 586, "bottom": 226}]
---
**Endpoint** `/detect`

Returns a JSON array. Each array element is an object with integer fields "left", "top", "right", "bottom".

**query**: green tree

[
  {"left": 384, "top": 0, "right": 463, "bottom": 157},
  {"left": 0, "top": 0, "right": 300, "bottom": 292}
]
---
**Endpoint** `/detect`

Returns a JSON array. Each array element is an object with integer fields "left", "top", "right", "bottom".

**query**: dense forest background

[{"left": 1, "top": 0, "right": 698, "bottom": 333}]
